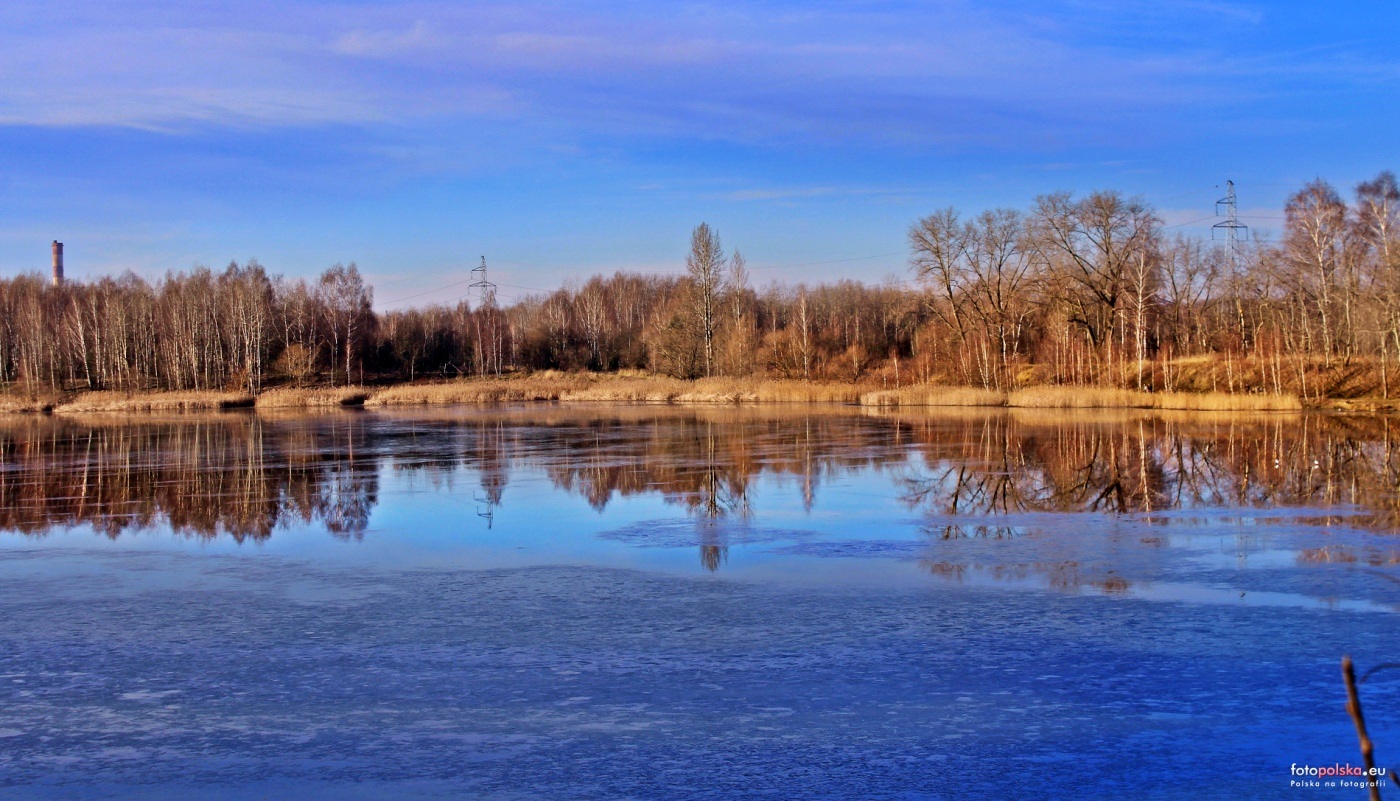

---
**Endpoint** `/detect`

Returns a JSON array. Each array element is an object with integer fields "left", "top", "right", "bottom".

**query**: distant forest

[{"left": 2, "top": 172, "right": 1398, "bottom": 398}]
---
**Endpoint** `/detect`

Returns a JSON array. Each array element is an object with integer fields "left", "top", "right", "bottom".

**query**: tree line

[{"left": 1, "top": 173, "right": 1397, "bottom": 397}]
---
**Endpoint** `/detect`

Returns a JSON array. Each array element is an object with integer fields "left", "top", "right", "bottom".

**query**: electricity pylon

[
  {"left": 469, "top": 256, "right": 497, "bottom": 307},
  {"left": 1213, "top": 180, "right": 1249, "bottom": 271}
]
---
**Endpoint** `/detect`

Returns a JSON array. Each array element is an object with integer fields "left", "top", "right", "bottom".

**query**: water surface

[{"left": 2, "top": 406, "right": 1398, "bottom": 799}]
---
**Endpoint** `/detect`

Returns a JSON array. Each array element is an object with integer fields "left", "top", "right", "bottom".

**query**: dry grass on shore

[
  {"left": 0, "top": 396, "right": 57, "bottom": 413},
  {"left": 365, "top": 375, "right": 868, "bottom": 406},
  {"left": 54, "top": 390, "right": 255, "bottom": 413},
  {"left": 1005, "top": 386, "right": 1146, "bottom": 408},
  {"left": 1148, "top": 390, "right": 1302, "bottom": 412},
  {"left": 255, "top": 387, "right": 370, "bottom": 408},
  {"left": 563, "top": 377, "right": 865, "bottom": 404},
  {"left": 862, "top": 384, "right": 1301, "bottom": 412},
  {"left": 0, "top": 374, "right": 1311, "bottom": 414},
  {"left": 859, "top": 387, "right": 1005, "bottom": 408},
  {"left": 365, "top": 376, "right": 585, "bottom": 406},
  {"left": 1007, "top": 386, "right": 1301, "bottom": 411},
  {"left": 369, "top": 375, "right": 1302, "bottom": 410}
]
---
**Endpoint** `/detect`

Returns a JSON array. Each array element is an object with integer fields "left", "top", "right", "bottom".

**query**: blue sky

[{"left": 1, "top": 1, "right": 1397, "bottom": 306}]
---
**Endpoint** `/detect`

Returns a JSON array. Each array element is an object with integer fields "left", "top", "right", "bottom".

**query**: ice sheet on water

[
  {"left": 598, "top": 518, "right": 820, "bottom": 548},
  {"left": 0, "top": 554, "right": 1395, "bottom": 799},
  {"left": 768, "top": 539, "right": 929, "bottom": 558}
]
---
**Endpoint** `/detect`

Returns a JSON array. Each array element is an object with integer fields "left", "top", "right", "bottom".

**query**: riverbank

[
  {"left": 860, "top": 385, "right": 1304, "bottom": 412},
  {"left": 0, "top": 373, "right": 1333, "bottom": 414},
  {"left": 4, "top": 390, "right": 254, "bottom": 414}
]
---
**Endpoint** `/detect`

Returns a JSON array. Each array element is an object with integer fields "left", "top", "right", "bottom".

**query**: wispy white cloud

[
  {"left": 332, "top": 19, "right": 440, "bottom": 59},
  {"left": 3, "top": 0, "right": 1386, "bottom": 148}
]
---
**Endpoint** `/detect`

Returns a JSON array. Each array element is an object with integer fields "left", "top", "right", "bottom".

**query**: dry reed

[
  {"left": 365, "top": 375, "right": 871, "bottom": 406},
  {"left": 565, "top": 377, "right": 867, "bottom": 404},
  {"left": 365, "top": 377, "right": 584, "bottom": 405},
  {"left": 1005, "top": 386, "right": 1301, "bottom": 410},
  {"left": 1149, "top": 390, "right": 1302, "bottom": 412},
  {"left": 859, "top": 387, "right": 1006, "bottom": 407},
  {"left": 1006, "top": 386, "right": 1151, "bottom": 409},
  {"left": 54, "top": 390, "right": 254, "bottom": 413},
  {"left": 0, "top": 396, "right": 56, "bottom": 413},
  {"left": 15, "top": 375, "right": 1304, "bottom": 414},
  {"left": 255, "top": 387, "right": 370, "bottom": 408},
  {"left": 860, "top": 384, "right": 1300, "bottom": 411}
]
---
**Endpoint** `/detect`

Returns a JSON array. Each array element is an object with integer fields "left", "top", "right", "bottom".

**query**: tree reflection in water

[
  {"left": 884, "top": 410, "right": 1400, "bottom": 524},
  {"left": 540, "top": 413, "right": 882, "bottom": 570},
  {"left": 2, "top": 409, "right": 1399, "bottom": 577},
  {"left": 922, "top": 560, "right": 1133, "bottom": 594},
  {"left": 0, "top": 413, "right": 379, "bottom": 541}
]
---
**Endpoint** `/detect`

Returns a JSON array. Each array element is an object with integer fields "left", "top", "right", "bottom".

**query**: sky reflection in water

[{"left": 3, "top": 406, "right": 1399, "bottom": 612}]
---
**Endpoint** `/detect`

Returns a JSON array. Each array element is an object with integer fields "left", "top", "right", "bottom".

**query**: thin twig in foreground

[{"left": 1343, "top": 655, "right": 1383, "bottom": 801}]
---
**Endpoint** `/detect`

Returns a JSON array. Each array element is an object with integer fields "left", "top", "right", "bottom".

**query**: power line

[
  {"left": 371, "top": 266, "right": 459, "bottom": 290},
  {"left": 749, "top": 251, "right": 906, "bottom": 271},
  {"left": 497, "top": 281, "right": 555, "bottom": 293},
  {"left": 380, "top": 277, "right": 475, "bottom": 307},
  {"left": 1163, "top": 214, "right": 1219, "bottom": 230},
  {"left": 436, "top": 288, "right": 528, "bottom": 307},
  {"left": 499, "top": 251, "right": 906, "bottom": 274},
  {"left": 378, "top": 257, "right": 524, "bottom": 309},
  {"left": 372, "top": 238, "right": 1083, "bottom": 309},
  {"left": 376, "top": 202, "right": 1281, "bottom": 313},
  {"left": 379, "top": 256, "right": 553, "bottom": 308}
]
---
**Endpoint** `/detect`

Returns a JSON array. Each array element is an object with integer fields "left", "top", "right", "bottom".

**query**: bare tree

[
  {"left": 909, "top": 207, "right": 973, "bottom": 341},
  {"left": 910, "top": 208, "right": 1041, "bottom": 387},
  {"left": 1281, "top": 181, "right": 1356, "bottom": 364},
  {"left": 1030, "top": 191, "right": 1161, "bottom": 354},
  {"left": 1356, "top": 172, "right": 1400, "bottom": 394},
  {"left": 318, "top": 263, "right": 374, "bottom": 385},
  {"left": 686, "top": 223, "right": 726, "bottom": 378}
]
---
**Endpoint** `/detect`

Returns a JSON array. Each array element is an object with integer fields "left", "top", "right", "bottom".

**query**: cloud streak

[{"left": 4, "top": 0, "right": 1389, "bottom": 149}]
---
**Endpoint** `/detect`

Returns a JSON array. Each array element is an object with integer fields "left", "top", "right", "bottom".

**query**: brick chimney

[{"left": 51, "top": 241, "right": 63, "bottom": 286}]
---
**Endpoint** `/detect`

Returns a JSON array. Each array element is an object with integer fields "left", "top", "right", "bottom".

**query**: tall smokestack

[{"left": 51, "top": 241, "right": 63, "bottom": 286}]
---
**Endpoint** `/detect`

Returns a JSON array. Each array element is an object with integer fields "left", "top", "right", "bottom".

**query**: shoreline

[{"left": 0, "top": 373, "right": 1369, "bottom": 415}]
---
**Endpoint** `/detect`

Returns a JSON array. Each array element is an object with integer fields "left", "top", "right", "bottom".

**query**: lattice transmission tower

[
  {"left": 469, "top": 256, "right": 497, "bottom": 307},
  {"left": 1212, "top": 180, "right": 1249, "bottom": 271}
]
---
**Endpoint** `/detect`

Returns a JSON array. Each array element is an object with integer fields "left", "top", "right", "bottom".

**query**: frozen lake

[{"left": 1, "top": 406, "right": 1397, "bottom": 799}]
